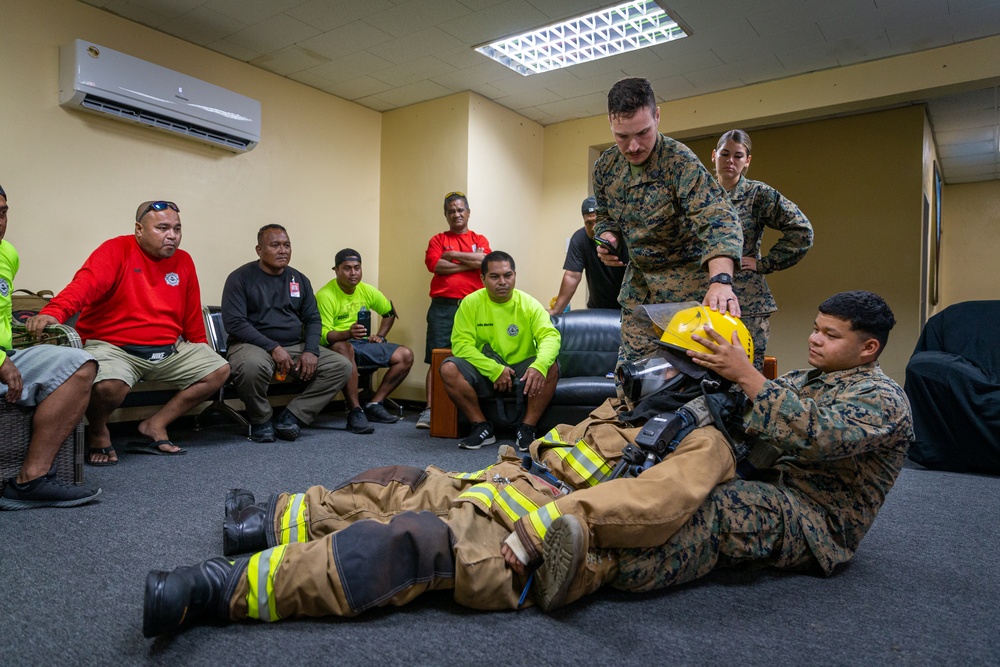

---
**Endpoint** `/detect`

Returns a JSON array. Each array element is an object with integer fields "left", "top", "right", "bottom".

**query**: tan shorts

[{"left": 85, "top": 339, "right": 228, "bottom": 389}]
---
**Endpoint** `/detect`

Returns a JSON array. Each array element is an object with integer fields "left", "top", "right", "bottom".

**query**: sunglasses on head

[
  {"left": 137, "top": 201, "right": 180, "bottom": 222},
  {"left": 444, "top": 191, "right": 466, "bottom": 201}
]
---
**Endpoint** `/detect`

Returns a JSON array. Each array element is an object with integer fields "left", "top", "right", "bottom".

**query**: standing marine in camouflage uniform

[
  {"left": 712, "top": 129, "right": 814, "bottom": 370},
  {"left": 592, "top": 77, "right": 743, "bottom": 366},
  {"left": 531, "top": 291, "right": 913, "bottom": 611}
]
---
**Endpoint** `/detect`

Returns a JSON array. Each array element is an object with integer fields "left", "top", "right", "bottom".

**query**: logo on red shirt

[{"left": 165, "top": 273, "right": 180, "bottom": 286}]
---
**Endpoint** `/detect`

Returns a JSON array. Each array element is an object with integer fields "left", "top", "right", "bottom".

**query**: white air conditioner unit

[{"left": 59, "top": 39, "right": 261, "bottom": 153}]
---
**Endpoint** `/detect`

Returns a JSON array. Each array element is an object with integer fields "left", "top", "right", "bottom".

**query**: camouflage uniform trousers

[
  {"left": 741, "top": 315, "right": 769, "bottom": 373},
  {"left": 561, "top": 479, "right": 817, "bottom": 604}
]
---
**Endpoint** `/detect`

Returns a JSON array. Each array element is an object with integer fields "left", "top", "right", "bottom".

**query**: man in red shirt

[
  {"left": 27, "top": 201, "right": 229, "bottom": 465},
  {"left": 417, "top": 192, "right": 490, "bottom": 429}
]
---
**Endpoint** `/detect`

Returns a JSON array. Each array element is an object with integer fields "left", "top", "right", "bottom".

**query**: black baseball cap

[
  {"left": 0, "top": 184, "right": 6, "bottom": 199},
  {"left": 582, "top": 196, "right": 596, "bottom": 214},
  {"left": 334, "top": 248, "right": 362, "bottom": 268}
]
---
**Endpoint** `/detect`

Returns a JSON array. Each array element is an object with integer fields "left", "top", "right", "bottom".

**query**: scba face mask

[{"left": 616, "top": 351, "right": 687, "bottom": 405}]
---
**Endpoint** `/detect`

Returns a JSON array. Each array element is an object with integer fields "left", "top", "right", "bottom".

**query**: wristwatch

[{"left": 708, "top": 273, "right": 733, "bottom": 286}]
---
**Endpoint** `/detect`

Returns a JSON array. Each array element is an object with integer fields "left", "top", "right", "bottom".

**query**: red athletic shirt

[
  {"left": 425, "top": 230, "right": 491, "bottom": 299},
  {"left": 41, "top": 235, "right": 207, "bottom": 346}
]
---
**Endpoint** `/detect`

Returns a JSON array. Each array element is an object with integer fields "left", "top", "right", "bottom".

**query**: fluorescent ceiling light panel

[{"left": 475, "top": 1, "right": 687, "bottom": 76}]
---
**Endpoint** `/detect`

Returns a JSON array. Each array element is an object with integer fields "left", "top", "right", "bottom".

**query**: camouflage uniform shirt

[
  {"left": 592, "top": 134, "right": 743, "bottom": 309},
  {"left": 612, "top": 361, "right": 913, "bottom": 592},
  {"left": 727, "top": 175, "right": 813, "bottom": 317}
]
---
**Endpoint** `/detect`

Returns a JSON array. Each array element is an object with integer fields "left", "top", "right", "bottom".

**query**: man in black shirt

[
  {"left": 548, "top": 197, "right": 627, "bottom": 315},
  {"left": 222, "top": 225, "right": 351, "bottom": 442}
]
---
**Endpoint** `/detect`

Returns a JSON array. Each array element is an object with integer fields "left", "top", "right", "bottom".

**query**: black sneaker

[
  {"left": 273, "top": 410, "right": 301, "bottom": 441},
  {"left": 515, "top": 423, "right": 537, "bottom": 452},
  {"left": 0, "top": 470, "right": 102, "bottom": 511},
  {"left": 364, "top": 401, "right": 399, "bottom": 424},
  {"left": 249, "top": 421, "right": 275, "bottom": 443},
  {"left": 459, "top": 422, "right": 496, "bottom": 450},
  {"left": 347, "top": 407, "right": 374, "bottom": 434}
]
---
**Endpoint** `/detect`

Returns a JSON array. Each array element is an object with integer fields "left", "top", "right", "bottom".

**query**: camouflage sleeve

[
  {"left": 593, "top": 150, "right": 622, "bottom": 240},
  {"left": 672, "top": 151, "right": 743, "bottom": 268},
  {"left": 745, "top": 373, "right": 910, "bottom": 460},
  {"left": 756, "top": 184, "right": 814, "bottom": 274}
]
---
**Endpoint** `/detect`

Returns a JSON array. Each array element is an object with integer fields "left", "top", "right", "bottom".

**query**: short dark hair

[
  {"left": 608, "top": 77, "right": 656, "bottom": 118},
  {"left": 818, "top": 291, "right": 896, "bottom": 355},
  {"left": 257, "top": 223, "right": 287, "bottom": 245},
  {"left": 444, "top": 192, "right": 469, "bottom": 212},
  {"left": 481, "top": 250, "right": 515, "bottom": 276}
]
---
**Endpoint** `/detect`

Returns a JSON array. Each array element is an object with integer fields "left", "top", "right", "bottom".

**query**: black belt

[
  {"left": 431, "top": 297, "right": 462, "bottom": 305},
  {"left": 120, "top": 343, "right": 177, "bottom": 362}
]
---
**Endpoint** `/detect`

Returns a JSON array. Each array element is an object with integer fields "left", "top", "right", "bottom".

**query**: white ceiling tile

[
  {"left": 646, "top": 73, "right": 698, "bottom": 101},
  {"left": 487, "top": 67, "right": 579, "bottom": 96},
  {"left": 831, "top": 31, "right": 893, "bottom": 66},
  {"left": 100, "top": 0, "right": 174, "bottom": 26},
  {"left": 940, "top": 153, "right": 996, "bottom": 168},
  {"left": 949, "top": 172, "right": 997, "bottom": 183},
  {"left": 532, "top": 90, "right": 607, "bottom": 121},
  {"left": 227, "top": 13, "right": 321, "bottom": 54},
  {"left": 287, "top": 69, "right": 337, "bottom": 89},
  {"left": 435, "top": 44, "right": 489, "bottom": 69},
  {"left": 323, "top": 76, "right": 396, "bottom": 100},
  {"left": 929, "top": 107, "right": 998, "bottom": 132},
  {"left": 526, "top": 0, "right": 607, "bottom": 21},
  {"left": 299, "top": 21, "right": 396, "bottom": 60},
  {"left": 430, "top": 60, "right": 520, "bottom": 90},
  {"left": 732, "top": 54, "right": 787, "bottom": 85},
  {"left": 950, "top": 4, "right": 1000, "bottom": 41},
  {"left": 370, "top": 56, "right": 456, "bottom": 87},
  {"left": 439, "top": 0, "right": 550, "bottom": 44},
  {"left": 646, "top": 41, "right": 724, "bottom": 72},
  {"left": 774, "top": 43, "right": 841, "bottom": 75},
  {"left": 945, "top": 163, "right": 998, "bottom": 178},
  {"left": 204, "top": 0, "right": 303, "bottom": 25},
  {"left": 159, "top": 6, "right": 245, "bottom": 45},
  {"left": 250, "top": 45, "right": 329, "bottom": 76},
  {"left": 494, "top": 87, "right": 564, "bottom": 109},
  {"left": 514, "top": 105, "right": 555, "bottom": 123},
  {"left": 124, "top": 0, "right": 206, "bottom": 20},
  {"left": 937, "top": 139, "right": 997, "bottom": 157},
  {"left": 286, "top": 0, "right": 396, "bottom": 31},
  {"left": 364, "top": 0, "right": 474, "bottom": 38},
  {"left": 371, "top": 79, "right": 454, "bottom": 106},
  {"left": 562, "top": 47, "right": 664, "bottom": 80},
  {"left": 364, "top": 27, "right": 466, "bottom": 65},
  {"left": 304, "top": 51, "right": 396, "bottom": 83},
  {"left": 456, "top": 0, "right": 511, "bottom": 11},
  {"left": 935, "top": 126, "right": 997, "bottom": 145},
  {"left": 928, "top": 87, "right": 997, "bottom": 111},
  {"left": 543, "top": 70, "right": 626, "bottom": 99},
  {"left": 353, "top": 94, "right": 398, "bottom": 112},
  {"left": 206, "top": 36, "right": 263, "bottom": 61}
]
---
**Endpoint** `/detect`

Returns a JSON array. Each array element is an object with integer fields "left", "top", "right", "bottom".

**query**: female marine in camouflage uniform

[{"left": 712, "top": 129, "right": 814, "bottom": 370}]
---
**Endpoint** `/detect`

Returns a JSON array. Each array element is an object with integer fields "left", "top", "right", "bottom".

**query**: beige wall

[
  {"left": 938, "top": 180, "right": 1000, "bottom": 309},
  {"left": 685, "top": 108, "right": 926, "bottom": 381},
  {"left": 378, "top": 94, "right": 470, "bottom": 400},
  {"left": 379, "top": 93, "right": 546, "bottom": 400},
  {"left": 0, "top": 0, "right": 381, "bottom": 308}
]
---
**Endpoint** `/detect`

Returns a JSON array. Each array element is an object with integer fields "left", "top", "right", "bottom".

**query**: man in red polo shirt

[
  {"left": 27, "top": 201, "right": 229, "bottom": 465},
  {"left": 416, "top": 192, "right": 490, "bottom": 429}
]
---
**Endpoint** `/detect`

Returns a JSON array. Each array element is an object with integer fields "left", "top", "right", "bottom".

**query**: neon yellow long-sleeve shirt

[{"left": 450, "top": 288, "right": 561, "bottom": 382}]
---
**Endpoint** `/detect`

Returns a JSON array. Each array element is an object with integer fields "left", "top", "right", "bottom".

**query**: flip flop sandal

[
  {"left": 86, "top": 446, "right": 119, "bottom": 466},
  {"left": 124, "top": 440, "right": 188, "bottom": 456}
]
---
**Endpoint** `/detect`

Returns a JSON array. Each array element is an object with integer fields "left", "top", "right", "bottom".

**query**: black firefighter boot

[
  {"left": 224, "top": 488, "right": 256, "bottom": 518},
  {"left": 143, "top": 557, "right": 239, "bottom": 638},
  {"left": 223, "top": 504, "right": 270, "bottom": 556}
]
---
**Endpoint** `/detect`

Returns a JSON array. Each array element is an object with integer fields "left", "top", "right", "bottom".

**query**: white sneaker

[{"left": 416, "top": 407, "right": 431, "bottom": 429}]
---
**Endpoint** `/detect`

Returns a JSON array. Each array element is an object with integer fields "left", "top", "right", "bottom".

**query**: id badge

[{"left": 289, "top": 278, "right": 301, "bottom": 298}]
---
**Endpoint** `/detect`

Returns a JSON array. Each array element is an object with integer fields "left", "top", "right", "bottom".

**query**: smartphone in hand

[{"left": 594, "top": 237, "right": 620, "bottom": 259}]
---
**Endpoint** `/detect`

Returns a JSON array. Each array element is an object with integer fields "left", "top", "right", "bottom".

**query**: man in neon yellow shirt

[
  {"left": 440, "top": 250, "right": 561, "bottom": 451},
  {"left": 315, "top": 249, "right": 413, "bottom": 434}
]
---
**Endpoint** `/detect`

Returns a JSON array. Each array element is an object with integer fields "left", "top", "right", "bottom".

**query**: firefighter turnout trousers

[{"left": 227, "top": 460, "right": 562, "bottom": 621}]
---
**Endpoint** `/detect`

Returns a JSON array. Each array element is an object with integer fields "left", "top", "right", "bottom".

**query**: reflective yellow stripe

[
  {"left": 246, "top": 544, "right": 287, "bottom": 622},
  {"left": 552, "top": 440, "right": 614, "bottom": 487},
  {"left": 457, "top": 483, "right": 496, "bottom": 508},
  {"left": 493, "top": 484, "right": 539, "bottom": 522},
  {"left": 526, "top": 503, "right": 562, "bottom": 541},
  {"left": 279, "top": 493, "right": 307, "bottom": 545},
  {"left": 540, "top": 427, "right": 567, "bottom": 445},
  {"left": 451, "top": 468, "right": 489, "bottom": 480}
]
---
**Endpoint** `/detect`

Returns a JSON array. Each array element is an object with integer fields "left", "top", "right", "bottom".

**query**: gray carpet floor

[{"left": 2, "top": 406, "right": 997, "bottom": 666}]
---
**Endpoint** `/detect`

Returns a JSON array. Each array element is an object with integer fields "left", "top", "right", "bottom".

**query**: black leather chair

[
  {"left": 905, "top": 300, "right": 1000, "bottom": 473},
  {"left": 541, "top": 308, "right": 621, "bottom": 431}
]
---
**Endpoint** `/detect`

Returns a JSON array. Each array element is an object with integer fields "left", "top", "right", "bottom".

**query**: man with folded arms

[{"left": 27, "top": 200, "right": 229, "bottom": 464}]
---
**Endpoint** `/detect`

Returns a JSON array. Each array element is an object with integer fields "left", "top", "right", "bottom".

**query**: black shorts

[
  {"left": 443, "top": 355, "right": 537, "bottom": 400},
  {"left": 424, "top": 298, "right": 462, "bottom": 364}
]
